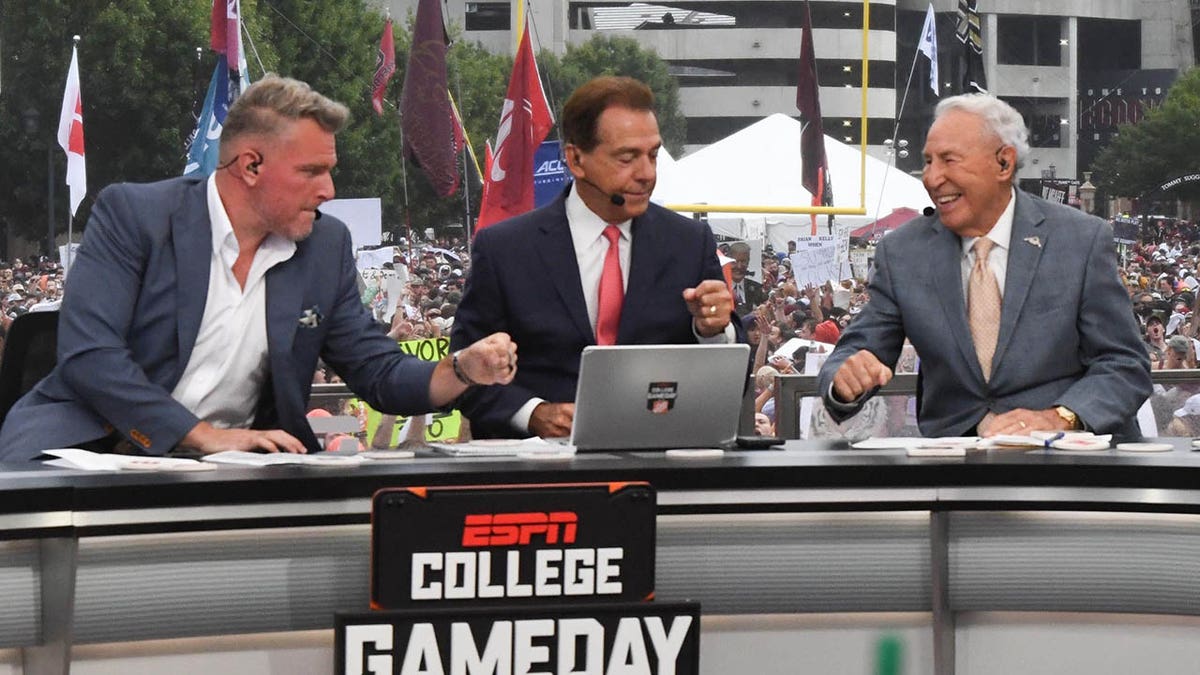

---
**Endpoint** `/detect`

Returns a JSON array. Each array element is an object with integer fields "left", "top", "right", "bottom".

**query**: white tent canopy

[{"left": 651, "top": 114, "right": 933, "bottom": 248}]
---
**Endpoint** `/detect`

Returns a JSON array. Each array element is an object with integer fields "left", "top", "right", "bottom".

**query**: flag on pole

[
  {"left": 796, "top": 0, "right": 831, "bottom": 236},
  {"left": 57, "top": 43, "right": 86, "bottom": 217},
  {"left": 918, "top": 4, "right": 940, "bottom": 96},
  {"left": 372, "top": 19, "right": 396, "bottom": 115},
  {"left": 211, "top": 0, "right": 241, "bottom": 70},
  {"left": 184, "top": 0, "right": 248, "bottom": 176},
  {"left": 475, "top": 20, "right": 554, "bottom": 233},
  {"left": 400, "top": 0, "right": 460, "bottom": 197},
  {"left": 955, "top": 0, "right": 987, "bottom": 93}
]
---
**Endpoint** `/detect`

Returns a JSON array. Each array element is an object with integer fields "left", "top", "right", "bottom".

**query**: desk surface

[{"left": 1, "top": 438, "right": 1199, "bottom": 535}]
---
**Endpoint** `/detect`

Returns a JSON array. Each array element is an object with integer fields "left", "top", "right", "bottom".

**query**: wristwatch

[{"left": 1054, "top": 406, "right": 1080, "bottom": 430}]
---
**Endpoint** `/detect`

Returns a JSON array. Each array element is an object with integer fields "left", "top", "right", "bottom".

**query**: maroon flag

[
  {"left": 476, "top": 24, "right": 554, "bottom": 232},
  {"left": 400, "top": 0, "right": 460, "bottom": 197},
  {"left": 796, "top": 0, "right": 831, "bottom": 234},
  {"left": 210, "top": 0, "right": 240, "bottom": 68},
  {"left": 372, "top": 19, "right": 396, "bottom": 115}
]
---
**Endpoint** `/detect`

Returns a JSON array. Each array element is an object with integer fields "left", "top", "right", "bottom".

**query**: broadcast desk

[{"left": 5, "top": 440, "right": 1200, "bottom": 675}]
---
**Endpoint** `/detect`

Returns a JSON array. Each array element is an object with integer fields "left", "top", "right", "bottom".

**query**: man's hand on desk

[
  {"left": 831, "top": 349, "right": 893, "bottom": 403},
  {"left": 181, "top": 422, "right": 308, "bottom": 454},
  {"left": 979, "top": 408, "right": 1072, "bottom": 437},
  {"left": 529, "top": 402, "right": 574, "bottom": 438}
]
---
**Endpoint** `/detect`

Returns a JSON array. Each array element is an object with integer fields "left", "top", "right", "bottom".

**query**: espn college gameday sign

[{"left": 370, "top": 483, "right": 657, "bottom": 610}]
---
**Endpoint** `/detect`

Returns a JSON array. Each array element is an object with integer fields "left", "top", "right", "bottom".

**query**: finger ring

[
  {"left": 708, "top": 305, "right": 717, "bottom": 315},
  {"left": 1019, "top": 421, "right": 1027, "bottom": 429}
]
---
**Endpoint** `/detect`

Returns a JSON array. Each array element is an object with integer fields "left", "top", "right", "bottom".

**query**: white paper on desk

[
  {"left": 202, "top": 451, "right": 366, "bottom": 467},
  {"left": 430, "top": 438, "right": 575, "bottom": 457},
  {"left": 43, "top": 449, "right": 211, "bottom": 472}
]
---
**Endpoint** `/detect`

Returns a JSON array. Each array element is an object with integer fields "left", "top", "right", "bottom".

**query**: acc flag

[
  {"left": 184, "top": 56, "right": 235, "bottom": 176},
  {"left": 475, "top": 23, "right": 553, "bottom": 233},
  {"left": 57, "top": 44, "right": 86, "bottom": 217},
  {"left": 372, "top": 19, "right": 396, "bottom": 115},
  {"left": 400, "top": 0, "right": 460, "bottom": 197},
  {"left": 918, "top": 4, "right": 939, "bottom": 96},
  {"left": 796, "top": 0, "right": 831, "bottom": 235}
]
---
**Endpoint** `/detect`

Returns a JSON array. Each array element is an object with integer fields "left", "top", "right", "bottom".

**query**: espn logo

[{"left": 462, "top": 511, "right": 578, "bottom": 547}]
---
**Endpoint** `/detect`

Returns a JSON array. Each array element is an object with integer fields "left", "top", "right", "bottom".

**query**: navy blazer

[
  {"left": 450, "top": 187, "right": 740, "bottom": 438},
  {"left": 817, "top": 189, "right": 1151, "bottom": 437},
  {"left": 0, "top": 177, "right": 437, "bottom": 460}
]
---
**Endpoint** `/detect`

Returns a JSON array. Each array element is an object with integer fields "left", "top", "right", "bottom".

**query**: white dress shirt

[
  {"left": 170, "top": 175, "right": 296, "bottom": 429},
  {"left": 959, "top": 187, "right": 1017, "bottom": 301}
]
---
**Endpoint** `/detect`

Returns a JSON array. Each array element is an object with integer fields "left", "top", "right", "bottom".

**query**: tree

[
  {"left": 1091, "top": 67, "right": 1200, "bottom": 205},
  {"left": 0, "top": 0, "right": 209, "bottom": 247},
  {"left": 538, "top": 35, "right": 688, "bottom": 155}
]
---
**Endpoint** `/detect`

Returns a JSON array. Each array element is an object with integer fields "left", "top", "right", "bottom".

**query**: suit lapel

[
  {"left": 171, "top": 179, "right": 213, "bottom": 381},
  {"left": 929, "top": 219, "right": 982, "bottom": 379},
  {"left": 265, "top": 248, "right": 306, "bottom": 369},
  {"left": 992, "top": 191, "right": 1046, "bottom": 373},
  {"left": 535, "top": 197, "right": 594, "bottom": 343},
  {"left": 620, "top": 210, "right": 663, "bottom": 342}
]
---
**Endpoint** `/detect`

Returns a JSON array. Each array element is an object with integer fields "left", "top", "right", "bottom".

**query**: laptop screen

[{"left": 569, "top": 344, "right": 751, "bottom": 451}]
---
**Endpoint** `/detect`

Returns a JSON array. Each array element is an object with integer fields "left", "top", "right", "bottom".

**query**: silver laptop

[{"left": 569, "top": 343, "right": 751, "bottom": 451}]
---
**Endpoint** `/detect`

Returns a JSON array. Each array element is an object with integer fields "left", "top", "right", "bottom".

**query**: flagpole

[{"left": 873, "top": 12, "right": 928, "bottom": 224}]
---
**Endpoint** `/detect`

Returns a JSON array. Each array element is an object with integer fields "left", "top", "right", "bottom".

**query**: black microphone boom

[
  {"left": 574, "top": 177, "right": 625, "bottom": 206},
  {"left": 923, "top": 206, "right": 935, "bottom": 217}
]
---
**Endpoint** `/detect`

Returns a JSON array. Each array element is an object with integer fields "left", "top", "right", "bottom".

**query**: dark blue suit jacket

[
  {"left": 450, "top": 188, "right": 740, "bottom": 438},
  {"left": 0, "top": 176, "right": 437, "bottom": 460}
]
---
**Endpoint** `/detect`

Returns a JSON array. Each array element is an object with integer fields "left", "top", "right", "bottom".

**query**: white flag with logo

[
  {"left": 918, "top": 4, "right": 939, "bottom": 96},
  {"left": 57, "top": 44, "right": 87, "bottom": 216}
]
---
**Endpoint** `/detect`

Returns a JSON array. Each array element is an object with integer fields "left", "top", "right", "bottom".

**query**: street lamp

[{"left": 20, "top": 107, "right": 56, "bottom": 257}]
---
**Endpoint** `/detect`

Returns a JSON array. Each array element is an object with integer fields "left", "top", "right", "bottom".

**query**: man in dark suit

[
  {"left": 817, "top": 94, "right": 1150, "bottom": 437},
  {"left": 0, "top": 75, "right": 516, "bottom": 461},
  {"left": 451, "top": 76, "right": 739, "bottom": 439},
  {"left": 728, "top": 241, "right": 767, "bottom": 315}
]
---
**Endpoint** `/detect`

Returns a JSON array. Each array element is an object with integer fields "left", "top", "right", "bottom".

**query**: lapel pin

[
  {"left": 1023, "top": 236, "right": 1042, "bottom": 248},
  {"left": 299, "top": 306, "right": 323, "bottom": 328}
]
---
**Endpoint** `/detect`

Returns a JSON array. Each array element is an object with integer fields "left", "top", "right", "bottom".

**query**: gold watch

[{"left": 1054, "top": 406, "right": 1080, "bottom": 430}]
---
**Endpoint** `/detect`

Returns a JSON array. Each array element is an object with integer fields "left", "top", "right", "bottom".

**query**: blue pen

[{"left": 1043, "top": 431, "right": 1065, "bottom": 448}]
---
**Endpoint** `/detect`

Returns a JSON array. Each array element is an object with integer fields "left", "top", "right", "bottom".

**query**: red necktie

[{"left": 595, "top": 225, "right": 624, "bottom": 345}]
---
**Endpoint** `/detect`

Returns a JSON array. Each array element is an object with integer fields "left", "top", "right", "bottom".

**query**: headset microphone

[
  {"left": 923, "top": 206, "right": 936, "bottom": 217},
  {"left": 574, "top": 177, "right": 625, "bottom": 206}
]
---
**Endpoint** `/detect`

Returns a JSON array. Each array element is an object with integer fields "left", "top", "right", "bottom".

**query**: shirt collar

[
  {"left": 207, "top": 174, "right": 297, "bottom": 265},
  {"left": 961, "top": 187, "right": 1017, "bottom": 257},
  {"left": 566, "top": 182, "right": 632, "bottom": 243}
]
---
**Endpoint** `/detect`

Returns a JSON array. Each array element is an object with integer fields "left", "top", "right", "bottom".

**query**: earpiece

[
  {"left": 998, "top": 158, "right": 1008, "bottom": 170},
  {"left": 247, "top": 159, "right": 261, "bottom": 174}
]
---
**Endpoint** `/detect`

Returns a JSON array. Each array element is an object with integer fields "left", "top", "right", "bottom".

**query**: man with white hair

[{"left": 819, "top": 94, "right": 1150, "bottom": 438}]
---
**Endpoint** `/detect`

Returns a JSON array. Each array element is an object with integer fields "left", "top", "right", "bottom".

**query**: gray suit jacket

[
  {"left": 817, "top": 190, "right": 1151, "bottom": 437},
  {"left": 0, "top": 177, "right": 437, "bottom": 460}
]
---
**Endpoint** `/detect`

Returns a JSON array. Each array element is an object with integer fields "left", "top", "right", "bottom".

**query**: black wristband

[{"left": 452, "top": 349, "right": 480, "bottom": 386}]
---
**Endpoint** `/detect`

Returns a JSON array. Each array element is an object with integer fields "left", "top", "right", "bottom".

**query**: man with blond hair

[{"left": 0, "top": 75, "right": 516, "bottom": 460}]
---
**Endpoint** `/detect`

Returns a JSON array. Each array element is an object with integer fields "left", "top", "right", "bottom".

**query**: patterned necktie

[
  {"left": 595, "top": 225, "right": 624, "bottom": 345},
  {"left": 968, "top": 238, "right": 1002, "bottom": 381}
]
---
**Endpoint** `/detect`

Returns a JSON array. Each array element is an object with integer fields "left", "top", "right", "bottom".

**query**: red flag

[
  {"left": 400, "top": 0, "right": 460, "bottom": 197},
  {"left": 796, "top": 0, "right": 832, "bottom": 235},
  {"left": 476, "top": 24, "right": 554, "bottom": 233},
  {"left": 57, "top": 44, "right": 86, "bottom": 217},
  {"left": 210, "top": 0, "right": 240, "bottom": 67},
  {"left": 371, "top": 19, "right": 396, "bottom": 116}
]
